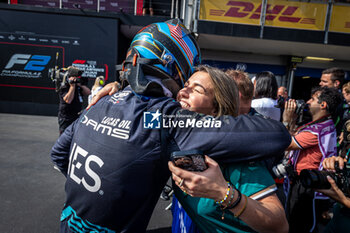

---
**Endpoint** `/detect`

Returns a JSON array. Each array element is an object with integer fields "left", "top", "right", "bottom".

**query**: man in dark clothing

[
  {"left": 51, "top": 19, "right": 291, "bottom": 233},
  {"left": 319, "top": 67, "right": 346, "bottom": 136},
  {"left": 57, "top": 67, "right": 90, "bottom": 134}
]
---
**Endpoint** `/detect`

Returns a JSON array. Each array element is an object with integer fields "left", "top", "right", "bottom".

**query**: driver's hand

[{"left": 87, "top": 82, "right": 120, "bottom": 109}]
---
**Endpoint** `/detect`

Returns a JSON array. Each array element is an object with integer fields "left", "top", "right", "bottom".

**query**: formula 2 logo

[{"left": 5, "top": 54, "right": 51, "bottom": 71}]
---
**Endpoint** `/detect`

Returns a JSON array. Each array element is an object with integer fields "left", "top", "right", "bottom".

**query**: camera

[
  {"left": 295, "top": 99, "right": 311, "bottom": 126},
  {"left": 299, "top": 162, "right": 350, "bottom": 196},
  {"left": 49, "top": 66, "right": 84, "bottom": 92},
  {"left": 276, "top": 95, "right": 286, "bottom": 109},
  {"left": 275, "top": 97, "right": 305, "bottom": 113},
  {"left": 275, "top": 97, "right": 309, "bottom": 125},
  {"left": 295, "top": 99, "right": 306, "bottom": 116},
  {"left": 272, "top": 156, "right": 296, "bottom": 179},
  {"left": 171, "top": 150, "right": 208, "bottom": 172}
]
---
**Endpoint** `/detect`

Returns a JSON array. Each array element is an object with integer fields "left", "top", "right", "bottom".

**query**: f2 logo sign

[{"left": 5, "top": 54, "right": 51, "bottom": 71}]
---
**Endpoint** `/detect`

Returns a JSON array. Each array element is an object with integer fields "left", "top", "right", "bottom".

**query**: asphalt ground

[{"left": 0, "top": 113, "right": 172, "bottom": 233}]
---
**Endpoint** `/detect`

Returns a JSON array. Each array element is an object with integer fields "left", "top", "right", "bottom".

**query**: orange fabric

[{"left": 293, "top": 131, "right": 322, "bottom": 174}]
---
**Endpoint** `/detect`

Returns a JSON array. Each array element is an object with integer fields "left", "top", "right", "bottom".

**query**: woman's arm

[
  {"left": 168, "top": 156, "right": 289, "bottom": 233},
  {"left": 235, "top": 193, "right": 288, "bottom": 233}
]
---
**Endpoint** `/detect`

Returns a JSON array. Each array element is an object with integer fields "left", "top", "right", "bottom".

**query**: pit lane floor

[{"left": 0, "top": 113, "right": 172, "bottom": 233}]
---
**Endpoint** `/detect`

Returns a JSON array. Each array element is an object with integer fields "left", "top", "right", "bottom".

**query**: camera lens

[
  {"left": 272, "top": 164, "right": 286, "bottom": 178},
  {"left": 300, "top": 169, "right": 331, "bottom": 189}
]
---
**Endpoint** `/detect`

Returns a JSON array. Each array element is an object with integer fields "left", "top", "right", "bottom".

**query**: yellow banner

[
  {"left": 330, "top": 5, "right": 350, "bottom": 33},
  {"left": 200, "top": 0, "right": 327, "bottom": 31}
]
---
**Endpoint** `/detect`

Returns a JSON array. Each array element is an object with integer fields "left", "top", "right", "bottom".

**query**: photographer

[
  {"left": 57, "top": 66, "right": 90, "bottom": 134},
  {"left": 338, "top": 82, "right": 350, "bottom": 158},
  {"left": 277, "top": 86, "right": 289, "bottom": 122},
  {"left": 318, "top": 156, "right": 350, "bottom": 232},
  {"left": 319, "top": 67, "right": 346, "bottom": 137},
  {"left": 283, "top": 86, "right": 343, "bottom": 232}
]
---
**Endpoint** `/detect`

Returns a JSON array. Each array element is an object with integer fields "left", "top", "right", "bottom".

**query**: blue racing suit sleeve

[
  {"left": 51, "top": 118, "right": 77, "bottom": 176},
  {"left": 157, "top": 103, "right": 291, "bottom": 163}
]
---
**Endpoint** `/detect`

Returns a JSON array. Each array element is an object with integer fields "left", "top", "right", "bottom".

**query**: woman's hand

[
  {"left": 87, "top": 82, "right": 120, "bottom": 109},
  {"left": 168, "top": 155, "right": 228, "bottom": 201},
  {"left": 169, "top": 155, "right": 289, "bottom": 233}
]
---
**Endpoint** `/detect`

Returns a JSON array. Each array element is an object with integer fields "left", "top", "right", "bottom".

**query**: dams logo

[{"left": 210, "top": 1, "right": 316, "bottom": 24}]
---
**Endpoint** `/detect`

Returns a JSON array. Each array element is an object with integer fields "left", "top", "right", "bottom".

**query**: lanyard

[{"left": 295, "top": 114, "right": 332, "bottom": 133}]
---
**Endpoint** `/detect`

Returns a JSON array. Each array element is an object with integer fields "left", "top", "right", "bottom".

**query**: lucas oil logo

[{"left": 81, "top": 115, "right": 130, "bottom": 140}]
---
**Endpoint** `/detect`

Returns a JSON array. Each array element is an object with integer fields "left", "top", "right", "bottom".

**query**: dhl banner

[
  {"left": 329, "top": 5, "right": 350, "bottom": 33},
  {"left": 200, "top": 0, "right": 327, "bottom": 31}
]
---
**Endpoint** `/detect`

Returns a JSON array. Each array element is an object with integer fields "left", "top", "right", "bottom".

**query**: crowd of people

[{"left": 51, "top": 19, "right": 350, "bottom": 233}]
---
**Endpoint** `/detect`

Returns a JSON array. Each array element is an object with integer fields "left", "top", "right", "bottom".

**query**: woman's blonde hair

[
  {"left": 195, "top": 65, "right": 239, "bottom": 117},
  {"left": 92, "top": 76, "right": 105, "bottom": 91}
]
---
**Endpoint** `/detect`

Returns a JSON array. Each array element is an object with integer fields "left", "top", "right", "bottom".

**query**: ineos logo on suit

[{"left": 68, "top": 143, "right": 104, "bottom": 193}]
